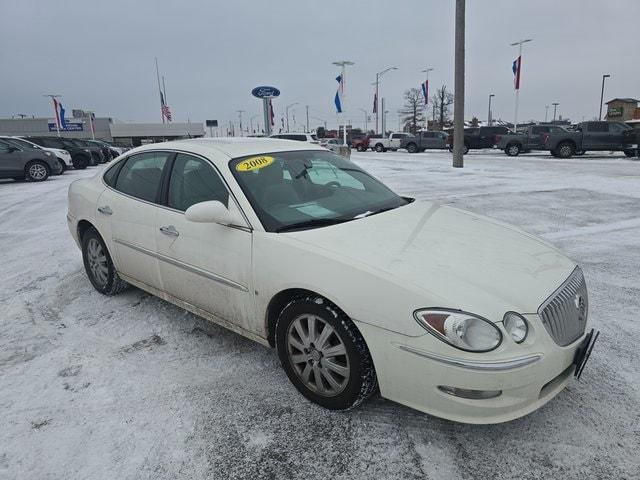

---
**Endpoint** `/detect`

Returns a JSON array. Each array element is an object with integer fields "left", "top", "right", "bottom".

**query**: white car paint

[{"left": 66, "top": 138, "right": 592, "bottom": 423}]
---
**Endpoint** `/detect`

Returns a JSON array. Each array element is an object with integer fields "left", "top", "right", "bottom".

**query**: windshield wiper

[
  {"left": 275, "top": 217, "right": 351, "bottom": 233},
  {"left": 356, "top": 205, "right": 399, "bottom": 218}
]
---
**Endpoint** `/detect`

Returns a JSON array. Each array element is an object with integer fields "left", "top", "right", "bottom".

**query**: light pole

[
  {"left": 545, "top": 105, "right": 549, "bottom": 123},
  {"left": 333, "top": 60, "right": 355, "bottom": 145},
  {"left": 422, "top": 67, "right": 434, "bottom": 129},
  {"left": 358, "top": 108, "right": 368, "bottom": 131},
  {"left": 599, "top": 74, "right": 611, "bottom": 121},
  {"left": 452, "top": 0, "right": 465, "bottom": 168},
  {"left": 373, "top": 66, "right": 397, "bottom": 134},
  {"left": 510, "top": 38, "right": 533, "bottom": 131},
  {"left": 552, "top": 102, "right": 559, "bottom": 123},
  {"left": 305, "top": 105, "right": 309, "bottom": 132},
  {"left": 488, "top": 94, "right": 495, "bottom": 126},
  {"left": 285, "top": 102, "right": 298, "bottom": 132},
  {"left": 236, "top": 110, "right": 244, "bottom": 136}
]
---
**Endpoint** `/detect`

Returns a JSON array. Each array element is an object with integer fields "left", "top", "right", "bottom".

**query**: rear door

[
  {"left": 583, "top": 122, "right": 609, "bottom": 150},
  {"left": 97, "top": 150, "right": 172, "bottom": 290},
  {"left": 607, "top": 122, "right": 631, "bottom": 150},
  {"left": 155, "top": 152, "right": 254, "bottom": 331},
  {"left": 529, "top": 126, "right": 548, "bottom": 149}
]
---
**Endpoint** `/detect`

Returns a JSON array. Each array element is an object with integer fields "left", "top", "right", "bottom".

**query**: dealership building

[{"left": 0, "top": 116, "right": 204, "bottom": 146}]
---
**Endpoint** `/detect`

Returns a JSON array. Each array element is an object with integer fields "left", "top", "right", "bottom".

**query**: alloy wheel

[
  {"left": 86, "top": 238, "right": 109, "bottom": 288},
  {"left": 29, "top": 163, "right": 48, "bottom": 180},
  {"left": 286, "top": 314, "right": 350, "bottom": 397}
]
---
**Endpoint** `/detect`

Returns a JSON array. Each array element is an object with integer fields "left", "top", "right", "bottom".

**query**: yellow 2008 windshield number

[{"left": 236, "top": 156, "right": 274, "bottom": 172}]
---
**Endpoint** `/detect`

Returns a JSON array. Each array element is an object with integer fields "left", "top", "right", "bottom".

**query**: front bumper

[{"left": 356, "top": 314, "right": 588, "bottom": 424}]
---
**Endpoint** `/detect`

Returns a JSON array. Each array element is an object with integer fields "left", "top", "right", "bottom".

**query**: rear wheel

[
  {"left": 505, "top": 143, "right": 521, "bottom": 156},
  {"left": 557, "top": 142, "right": 575, "bottom": 159},
  {"left": 276, "top": 295, "right": 377, "bottom": 410},
  {"left": 406, "top": 143, "right": 418, "bottom": 153},
  {"left": 374, "top": 143, "right": 385, "bottom": 152},
  {"left": 72, "top": 155, "right": 89, "bottom": 169},
  {"left": 81, "top": 228, "right": 129, "bottom": 295},
  {"left": 25, "top": 161, "right": 50, "bottom": 182},
  {"left": 356, "top": 144, "right": 366, "bottom": 152}
]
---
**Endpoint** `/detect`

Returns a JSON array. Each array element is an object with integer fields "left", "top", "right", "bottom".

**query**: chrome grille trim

[{"left": 538, "top": 267, "right": 588, "bottom": 346}]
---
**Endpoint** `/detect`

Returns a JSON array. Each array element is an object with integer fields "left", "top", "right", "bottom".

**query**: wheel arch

[{"left": 265, "top": 287, "right": 352, "bottom": 348}]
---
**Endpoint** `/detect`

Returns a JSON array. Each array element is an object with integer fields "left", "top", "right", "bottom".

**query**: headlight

[
  {"left": 44, "top": 151, "right": 52, "bottom": 156},
  {"left": 503, "top": 312, "right": 528, "bottom": 343},
  {"left": 84, "top": 149, "right": 90, "bottom": 153},
  {"left": 414, "top": 309, "right": 502, "bottom": 352}
]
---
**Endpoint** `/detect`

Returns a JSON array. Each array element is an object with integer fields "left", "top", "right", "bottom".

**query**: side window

[
  {"left": 0, "top": 140, "right": 12, "bottom": 153},
  {"left": 608, "top": 123, "right": 625, "bottom": 133},
  {"left": 586, "top": 122, "right": 607, "bottom": 132},
  {"left": 168, "top": 153, "right": 229, "bottom": 211},
  {"left": 531, "top": 126, "right": 545, "bottom": 134},
  {"left": 103, "top": 160, "right": 124, "bottom": 187},
  {"left": 114, "top": 151, "right": 169, "bottom": 203}
]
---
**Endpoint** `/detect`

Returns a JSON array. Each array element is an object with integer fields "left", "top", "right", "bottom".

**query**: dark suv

[
  {"left": 446, "top": 126, "right": 510, "bottom": 154},
  {"left": 0, "top": 138, "right": 62, "bottom": 181},
  {"left": 67, "top": 139, "right": 106, "bottom": 164},
  {"left": 26, "top": 136, "right": 93, "bottom": 169}
]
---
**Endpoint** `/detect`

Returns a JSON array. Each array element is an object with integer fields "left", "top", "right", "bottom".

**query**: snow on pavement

[{"left": 1, "top": 150, "right": 639, "bottom": 479}]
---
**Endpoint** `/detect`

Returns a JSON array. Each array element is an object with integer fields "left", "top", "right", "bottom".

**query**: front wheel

[
  {"left": 276, "top": 296, "right": 377, "bottom": 410},
  {"left": 81, "top": 228, "right": 129, "bottom": 295},
  {"left": 72, "top": 155, "right": 89, "bottom": 169},
  {"left": 25, "top": 161, "right": 50, "bottom": 182},
  {"left": 58, "top": 160, "right": 67, "bottom": 172},
  {"left": 557, "top": 142, "right": 575, "bottom": 159},
  {"left": 505, "top": 143, "right": 521, "bottom": 156},
  {"left": 374, "top": 144, "right": 385, "bottom": 152},
  {"left": 406, "top": 143, "right": 418, "bottom": 153}
]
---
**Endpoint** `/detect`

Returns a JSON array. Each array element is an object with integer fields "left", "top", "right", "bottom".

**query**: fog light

[{"left": 438, "top": 386, "right": 502, "bottom": 399}]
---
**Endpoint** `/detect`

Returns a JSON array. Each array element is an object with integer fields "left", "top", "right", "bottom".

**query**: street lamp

[
  {"left": 488, "top": 94, "right": 495, "bottom": 126},
  {"left": 374, "top": 66, "right": 397, "bottom": 134},
  {"left": 545, "top": 105, "right": 549, "bottom": 123},
  {"left": 552, "top": 102, "right": 560, "bottom": 123},
  {"left": 509, "top": 38, "right": 533, "bottom": 130},
  {"left": 599, "top": 74, "right": 611, "bottom": 121},
  {"left": 358, "top": 108, "right": 369, "bottom": 132},
  {"left": 285, "top": 102, "right": 298, "bottom": 132}
]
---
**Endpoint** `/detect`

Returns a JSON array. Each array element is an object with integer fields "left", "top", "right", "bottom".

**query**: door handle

[
  {"left": 97, "top": 206, "right": 113, "bottom": 215},
  {"left": 159, "top": 225, "right": 179, "bottom": 237}
]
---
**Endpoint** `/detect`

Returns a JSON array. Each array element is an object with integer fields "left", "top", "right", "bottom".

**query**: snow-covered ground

[{"left": 1, "top": 150, "right": 639, "bottom": 479}]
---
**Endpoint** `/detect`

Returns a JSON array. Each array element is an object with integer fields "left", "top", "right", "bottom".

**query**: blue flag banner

[{"left": 334, "top": 75, "right": 343, "bottom": 113}]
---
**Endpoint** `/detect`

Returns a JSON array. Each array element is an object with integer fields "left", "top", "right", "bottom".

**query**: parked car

[
  {"left": 2, "top": 136, "right": 71, "bottom": 172},
  {"left": 92, "top": 140, "right": 125, "bottom": 158},
  {"left": 350, "top": 136, "right": 370, "bottom": 152},
  {"left": 67, "top": 138, "right": 598, "bottom": 424},
  {"left": 320, "top": 138, "right": 343, "bottom": 154},
  {"left": 446, "top": 126, "right": 511, "bottom": 154},
  {"left": 25, "top": 136, "right": 93, "bottom": 169},
  {"left": 0, "top": 137, "right": 62, "bottom": 181},
  {"left": 543, "top": 121, "right": 639, "bottom": 158},
  {"left": 70, "top": 139, "right": 106, "bottom": 164},
  {"left": 85, "top": 139, "right": 114, "bottom": 162},
  {"left": 400, "top": 131, "right": 449, "bottom": 153},
  {"left": 496, "top": 125, "right": 570, "bottom": 156},
  {"left": 270, "top": 133, "right": 319, "bottom": 144},
  {"left": 369, "top": 132, "right": 412, "bottom": 152}
]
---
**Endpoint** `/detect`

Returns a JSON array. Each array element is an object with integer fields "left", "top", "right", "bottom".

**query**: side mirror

[{"left": 185, "top": 200, "right": 247, "bottom": 227}]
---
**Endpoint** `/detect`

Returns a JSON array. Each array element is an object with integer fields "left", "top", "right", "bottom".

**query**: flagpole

[
  {"left": 155, "top": 57, "right": 164, "bottom": 124},
  {"left": 422, "top": 67, "right": 434, "bottom": 130},
  {"left": 43, "top": 94, "right": 62, "bottom": 137},
  {"left": 333, "top": 60, "right": 354, "bottom": 145},
  {"left": 510, "top": 39, "right": 532, "bottom": 131}
]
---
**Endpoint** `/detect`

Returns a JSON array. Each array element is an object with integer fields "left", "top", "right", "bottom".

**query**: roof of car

[{"left": 130, "top": 137, "right": 324, "bottom": 159}]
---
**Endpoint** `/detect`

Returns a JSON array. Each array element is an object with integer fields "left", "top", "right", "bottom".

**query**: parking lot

[{"left": 1, "top": 150, "right": 639, "bottom": 479}]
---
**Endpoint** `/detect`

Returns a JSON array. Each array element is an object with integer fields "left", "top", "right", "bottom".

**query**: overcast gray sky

[{"left": 2, "top": 0, "right": 638, "bottom": 131}]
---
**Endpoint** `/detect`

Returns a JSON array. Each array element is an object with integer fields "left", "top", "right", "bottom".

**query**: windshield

[{"left": 229, "top": 150, "right": 409, "bottom": 232}]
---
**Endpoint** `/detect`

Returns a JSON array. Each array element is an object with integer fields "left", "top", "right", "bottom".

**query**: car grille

[{"left": 538, "top": 267, "right": 588, "bottom": 346}]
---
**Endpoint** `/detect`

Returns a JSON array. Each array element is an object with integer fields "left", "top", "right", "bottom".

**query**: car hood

[{"left": 287, "top": 201, "right": 575, "bottom": 322}]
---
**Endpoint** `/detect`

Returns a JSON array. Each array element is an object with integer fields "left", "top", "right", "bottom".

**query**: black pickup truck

[
  {"left": 543, "top": 121, "right": 638, "bottom": 158},
  {"left": 446, "top": 126, "right": 510, "bottom": 154},
  {"left": 495, "top": 124, "right": 569, "bottom": 156}
]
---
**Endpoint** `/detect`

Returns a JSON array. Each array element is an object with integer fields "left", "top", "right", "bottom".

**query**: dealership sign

[
  {"left": 251, "top": 86, "right": 280, "bottom": 98},
  {"left": 48, "top": 121, "right": 84, "bottom": 132},
  {"left": 607, "top": 106, "right": 623, "bottom": 117}
]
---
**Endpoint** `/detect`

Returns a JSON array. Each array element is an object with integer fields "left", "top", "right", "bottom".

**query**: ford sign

[{"left": 252, "top": 86, "right": 281, "bottom": 98}]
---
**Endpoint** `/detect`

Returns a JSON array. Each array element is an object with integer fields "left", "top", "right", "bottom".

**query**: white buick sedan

[{"left": 67, "top": 138, "right": 597, "bottom": 424}]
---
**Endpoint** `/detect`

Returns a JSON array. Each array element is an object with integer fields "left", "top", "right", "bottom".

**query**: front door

[
  {"left": 155, "top": 153, "right": 255, "bottom": 332},
  {"left": 98, "top": 150, "right": 172, "bottom": 291},
  {"left": 0, "top": 140, "right": 24, "bottom": 176}
]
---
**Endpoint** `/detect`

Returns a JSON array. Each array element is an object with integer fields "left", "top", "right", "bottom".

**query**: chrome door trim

[
  {"left": 113, "top": 238, "right": 249, "bottom": 292},
  {"left": 396, "top": 344, "right": 542, "bottom": 371}
]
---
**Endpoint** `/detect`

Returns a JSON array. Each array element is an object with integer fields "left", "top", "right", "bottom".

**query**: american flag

[{"left": 160, "top": 91, "right": 172, "bottom": 122}]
